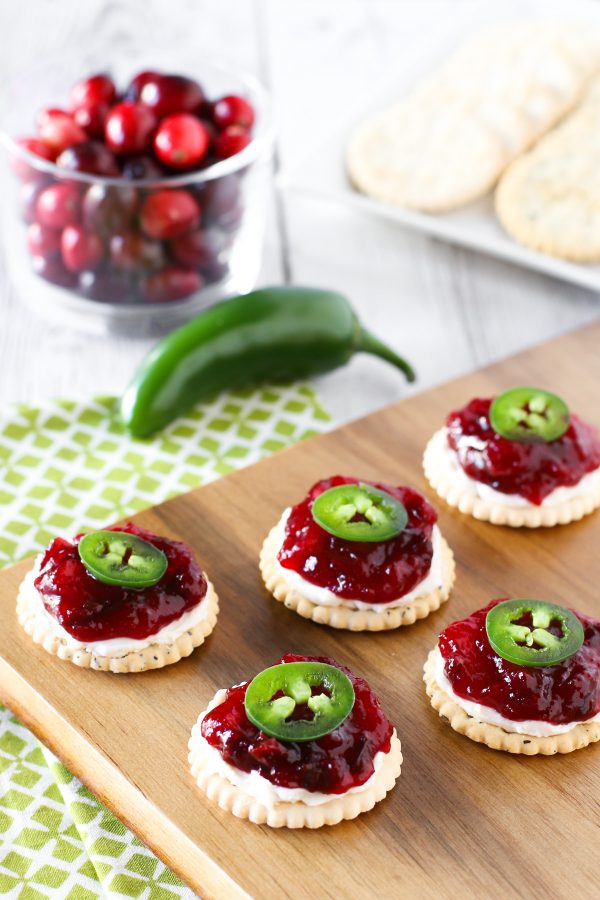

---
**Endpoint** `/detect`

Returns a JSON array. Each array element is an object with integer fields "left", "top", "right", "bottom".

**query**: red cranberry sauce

[
  {"left": 201, "top": 654, "right": 393, "bottom": 794},
  {"left": 446, "top": 397, "right": 600, "bottom": 505},
  {"left": 439, "top": 601, "right": 600, "bottom": 724},
  {"left": 277, "top": 476, "right": 437, "bottom": 604},
  {"left": 34, "top": 522, "right": 207, "bottom": 642}
]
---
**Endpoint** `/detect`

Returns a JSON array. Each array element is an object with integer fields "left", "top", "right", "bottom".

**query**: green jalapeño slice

[
  {"left": 489, "top": 387, "right": 570, "bottom": 444},
  {"left": 244, "top": 661, "right": 355, "bottom": 742},
  {"left": 78, "top": 530, "right": 168, "bottom": 589},
  {"left": 311, "top": 482, "right": 408, "bottom": 542},
  {"left": 485, "top": 599, "right": 584, "bottom": 667}
]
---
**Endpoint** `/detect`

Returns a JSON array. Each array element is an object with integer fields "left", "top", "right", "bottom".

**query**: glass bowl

[{"left": 0, "top": 48, "right": 274, "bottom": 335}]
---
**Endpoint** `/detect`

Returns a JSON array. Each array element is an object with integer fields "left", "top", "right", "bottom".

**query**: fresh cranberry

[
  {"left": 139, "top": 74, "right": 204, "bottom": 119},
  {"left": 140, "top": 266, "right": 202, "bottom": 302},
  {"left": 153, "top": 114, "right": 210, "bottom": 169},
  {"left": 27, "top": 222, "right": 61, "bottom": 259},
  {"left": 199, "top": 174, "right": 240, "bottom": 224},
  {"left": 212, "top": 94, "right": 255, "bottom": 129},
  {"left": 124, "top": 70, "right": 160, "bottom": 101},
  {"left": 214, "top": 125, "right": 251, "bottom": 159},
  {"left": 69, "top": 74, "right": 116, "bottom": 112},
  {"left": 61, "top": 225, "right": 104, "bottom": 272},
  {"left": 73, "top": 102, "right": 110, "bottom": 138},
  {"left": 119, "top": 154, "right": 165, "bottom": 180},
  {"left": 37, "top": 108, "right": 87, "bottom": 152},
  {"left": 32, "top": 254, "right": 77, "bottom": 288},
  {"left": 202, "top": 259, "right": 229, "bottom": 284},
  {"left": 104, "top": 102, "right": 156, "bottom": 154},
  {"left": 36, "top": 182, "right": 82, "bottom": 229},
  {"left": 140, "top": 189, "right": 200, "bottom": 240},
  {"left": 20, "top": 178, "right": 52, "bottom": 223},
  {"left": 11, "top": 138, "right": 57, "bottom": 180},
  {"left": 79, "top": 267, "right": 132, "bottom": 303},
  {"left": 82, "top": 184, "right": 137, "bottom": 234},
  {"left": 56, "top": 140, "right": 119, "bottom": 176},
  {"left": 110, "top": 231, "right": 164, "bottom": 272},
  {"left": 170, "top": 228, "right": 223, "bottom": 269}
]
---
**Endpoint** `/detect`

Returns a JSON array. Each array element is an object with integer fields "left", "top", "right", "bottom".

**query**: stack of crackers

[{"left": 346, "top": 22, "right": 600, "bottom": 262}]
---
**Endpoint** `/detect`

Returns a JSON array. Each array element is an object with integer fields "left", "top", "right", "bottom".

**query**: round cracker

[
  {"left": 259, "top": 517, "right": 455, "bottom": 631},
  {"left": 189, "top": 689, "right": 402, "bottom": 828},
  {"left": 16, "top": 566, "right": 219, "bottom": 673},
  {"left": 423, "top": 427, "right": 600, "bottom": 528},
  {"left": 423, "top": 648, "right": 600, "bottom": 755}
]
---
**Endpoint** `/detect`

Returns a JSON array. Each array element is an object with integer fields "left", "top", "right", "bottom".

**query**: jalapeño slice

[
  {"left": 489, "top": 387, "right": 570, "bottom": 443},
  {"left": 244, "top": 661, "right": 355, "bottom": 742},
  {"left": 311, "top": 482, "right": 408, "bottom": 542},
  {"left": 78, "top": 530, "right": 168, "bottom": 588},
  {"left": 485, "top": 599, "right": 584, "bottom": 667}
]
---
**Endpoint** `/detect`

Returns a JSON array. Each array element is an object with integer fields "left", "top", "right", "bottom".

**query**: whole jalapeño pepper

[{"left": 121, "top": 286, "right": 415, "bottom": 438}]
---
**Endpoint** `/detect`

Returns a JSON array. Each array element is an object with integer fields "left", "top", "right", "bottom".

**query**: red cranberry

[
  {"left": 27, "top": 222, "right": 61, "bottom": 259},
  {"left": 170, "top": 228, "right": 223, "bottom": 269},
  {"left": 79, "top": 267, "right": 132, "bottom": 303},
  {"left": 20, "top": 178, "right": 52, "bottom": 223},
  {"left": 212, "top": 95, "right": 255, "bottom": 130},
  {"left": 82, "top": 183, "right": 137, "bottom": 234},
  {"left": 32, "top": 255, "right": 78, "bottom": 288},
  {"left": 140, "top": 189, "right": 200, "bottom": 240},
  {"left": 61, "top": 225, "right": 104, "bottom": 272},
  {"left": 12, "top": 138, "right": 57, "bottom": 180},
  {"left": 109, "top": 231, "right": 164, "bottom": 272},
  {"left": 139, "top": 74, "right": 204, "bottom": 119},
  {"left": 119, "top": 154, "right": 165, "bottom": 180},
  {"left": 153, "top": 114, "right": 210, "bottom": 169},
  {"left": 37, "top": 108, "right": 87, "bottom": 152},
  {"left": 73, "top": 102, "right": 110, "bottom": 138},
  {"left": 140, "top": 266, "right": 202, "bottom": 302},
  {"left": 69, "top": 74, "right": 116, "bottom": 110},
  {"left": 105, "top": 102, "right": 156, "bottom": 154},
  {"left": 203, "top": 259, "right": 229, "bottom": 284},
  {"left": 124, "top": 70, "right": 160, "bottom": 101},
  {"left": 56, "top": 140, "right": 119, "bottom": 176},
  {"left": 214, "top": 125, "right": 251, "bottom": 159},
  {"left": 199, "top": 174, "right": 240, "bottom": 224},
  {"left": 36, "top": 182, "right": 82, "bottom": 229}
]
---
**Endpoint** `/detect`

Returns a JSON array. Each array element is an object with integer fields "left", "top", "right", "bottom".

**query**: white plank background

[{"left": 0, "top": 0, "right": 598, "bottom": 425}]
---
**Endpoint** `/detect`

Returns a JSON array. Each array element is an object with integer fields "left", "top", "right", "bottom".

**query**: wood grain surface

[{"left": 1, "top": 323, "right": 600, "bottom": 899}]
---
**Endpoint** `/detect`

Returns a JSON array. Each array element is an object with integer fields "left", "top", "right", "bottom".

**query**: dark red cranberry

[
  {"left": 79, "top": 267, "right": 132, "bottom": 303},
  {"left": 202, "top": 259, "right": 229, "bottom": 284},
  {"left": 12, "top": 138, "right": 57, "bottom": 180},
  {"left": 140, "top": 266, "right": 202, "bottom": 302},
  {"left": 153, "top": 114, "right": 210, "bottom": 169},
  {"left": 139, "top": 190, "right": 200, "bottom": 240},
  {"left": 20, "top": 178, "right": 53, "bottom": 223},
  {"left": 124, "top": 70, "right": 160, "bottom": 101},
  {"left": 32, "top": 254, "right": 77, "bottom": 288},
  {"left": 73, "top": 102, "right": 110, "bottom": 138},
  {"left": 37, "top": 108, "right": 87, "bottom": 152},
  {"left": 214, "top": 125, "right": 251, "bottom": 159},
  {"left": 212, "top": 94, "right": 255, "bottom": 130},
  {"left": 36, "top": 182, "right": 82, "bottom": 229},
  {"left": 119, "top": 154, "right": 165, "bottom": 180},
  {"left": 139, "top": 74, "right": 204, "bottom": 119},
  {"left": 109, "top": 231, "right": 164, "bottom": 272},
  {"left": 104, "top": 102, "right": 156, "bottom": 154},
  {"left": 170, "top": 228, "right": 223, "bottom": 269},
  {"left": 56, "top": 140, "right": 119, "bottom": 176},
  {"left": 27, "top": 222, "right": 61, "bottom": 259},
  {"left": 61, "top": 225, "right": 104, "bottom": 272},
  {"left": 82, "top": 183, "right": 137, "bottom": 234},
  {"left": 69, "top": 74, "right": 116, "bottom": 112},
  {"left": 199, "top": 174, "right": 240, "bottom": 224}
]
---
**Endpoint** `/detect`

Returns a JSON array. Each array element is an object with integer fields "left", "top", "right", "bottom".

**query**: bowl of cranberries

[{"left": 1, "top": 57, "right": 273, "bottom": 333}]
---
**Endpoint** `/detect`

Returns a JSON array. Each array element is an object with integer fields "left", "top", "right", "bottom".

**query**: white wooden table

[{"left": 1, "top": 0, "right": 598, "bottom": 425}]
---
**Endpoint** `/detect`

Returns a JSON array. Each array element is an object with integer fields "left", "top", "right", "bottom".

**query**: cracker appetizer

[
  {"left": 189, "top": 654, "right": 402, "bottom": 827},
  {"left": 424, "top": 598, "right": 600, "bottom": 754},
  {"left": 260, "top": 476, "right": 455, "bottom": 631},
  {"left": 424, "top": 387, "right": 600, "bottom": 527},
  {"left": 17, "top": 523, "right": 218, "bottom": 672}
]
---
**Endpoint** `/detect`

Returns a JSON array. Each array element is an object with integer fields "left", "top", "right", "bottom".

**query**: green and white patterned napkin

[{"left": 0, "top": 384, "right": 330, "bottom": 899}]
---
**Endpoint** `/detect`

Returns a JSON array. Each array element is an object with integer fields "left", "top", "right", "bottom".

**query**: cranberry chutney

[
  {"left": 201, "top": 654, "right": 393, "bottom": 794},
  {"left": 277, "top": 476, "right": 437, "bottom": 604},
  {"left": 439, "top": 601, "right": 600, "bottom": 725},
  {"left": 34, "top": 522, "right": 207, "bottom": 642},
  {"left": 446, "top": 397, "right": 600, "bottom": 505}
]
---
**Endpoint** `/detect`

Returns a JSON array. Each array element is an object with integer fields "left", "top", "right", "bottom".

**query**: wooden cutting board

[{"left": 1, "top": 322, "right": 600, "bottom": 900}]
